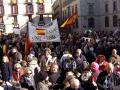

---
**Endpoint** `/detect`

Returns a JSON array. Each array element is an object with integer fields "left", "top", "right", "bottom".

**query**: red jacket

[{"left": 12, "top": 68, "right": 24, "bottom": 81}]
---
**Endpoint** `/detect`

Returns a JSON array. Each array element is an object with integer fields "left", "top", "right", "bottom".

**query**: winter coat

[
  {"left": 39, "top": 55, "right": 52, "bottom": 71},
  {"left": 97, "top": 71, "right": 120, "bottom": 90},
  {"left": 36, "top": 81, "right": 49, "bottom": 90},
  {"left": 13, "top": 68, "right": 25, "bottom": 81},
  {"left": 20, "top": 75, "right": 35, "bottom": 90},
  {"left": 74, "top": 54, "right": 89, "bottom": 72},
  {"left": 109, "top": 54, "right": 120, "bottom": 65},
  {"left": 1, "top": 62, "right": 12, "bottom": 81},
  {"left": 85, "top": 51, "right": 96, "bottom": 64}
]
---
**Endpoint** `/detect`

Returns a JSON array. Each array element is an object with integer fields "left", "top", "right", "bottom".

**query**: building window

[
  {"left": 113, "top": 15, "right": 118, "bottom": 27},
  {"left": 105, "top": 3, "right": 108, "bottom": 13},
  {"left": 67, "top": 6, "right": 71, "bottom": 16},
  {"left": 0, "top": 6, "right": 3, "bottom": 15},
  {"left": 26, "top": 4, "right": 33, "bottom": 14},
  {"left": 72, "top": 6, "right": 74, "bottom": 13},
  {"left": 75, "top": 4, "right": 77, "bottom": 13},
  {"left": 88, "top": 17, "right": 95, "bottom": 28},
  {"left": 105, "top": 16, "right": 109, "bottom": 27},
  {"left": 75, "top": 18, "right": 78, "bottom": 28},
  {"left": 88, "top": 3, "right": 94, "bottom": 15},
  {"left": 113, "top": 1, "right": 117, "bottom": 11},
  {"left": 12, "top": 5, "right": 18, "bottom": 14}
]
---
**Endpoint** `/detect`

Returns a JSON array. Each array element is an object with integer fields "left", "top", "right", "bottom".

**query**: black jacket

[
  {"left": 97, "top": 71, "right": 120, "bottom": 90},
  {"left": 1, "top": 62, "right": 12, "bottom": 81}
]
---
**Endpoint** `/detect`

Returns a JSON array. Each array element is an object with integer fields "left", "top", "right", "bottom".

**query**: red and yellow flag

[
  {"left": 25, "top": 35, "right": 31, "bottom": 55},
  {"left": 60, "top": 13, "right": 78, "bottom": 28},
  {"left": 36, "top": 28, "right": 45, "bottom": 35}
]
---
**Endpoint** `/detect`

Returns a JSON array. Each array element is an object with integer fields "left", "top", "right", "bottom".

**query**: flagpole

[{"left": 24, "top": 18, "right": 32, "bottom": 60}]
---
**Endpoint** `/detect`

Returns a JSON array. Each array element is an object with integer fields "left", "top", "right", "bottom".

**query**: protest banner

[{"left": 28, "top": 19, "right": 61, "bottom": 42}]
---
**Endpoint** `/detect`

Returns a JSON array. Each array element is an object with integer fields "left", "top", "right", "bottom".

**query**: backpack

[{"left": 62, "top": 57, "right": 76, "bottom": 71}]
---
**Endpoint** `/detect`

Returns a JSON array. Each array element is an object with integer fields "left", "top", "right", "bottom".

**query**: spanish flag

[
  {"left": 60, "top": 13, "right": 78, "bottom": 28},
  {"left": 36, "top": 28, "right": 45, "bottom": 35}
]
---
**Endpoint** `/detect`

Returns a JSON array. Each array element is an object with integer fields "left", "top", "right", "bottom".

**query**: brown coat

[
  {"left": 36, "top": 81, "right": 49, "bottom": 90},
  {"left": 109, "top": 55, "right": 120, "bottom": 64}
]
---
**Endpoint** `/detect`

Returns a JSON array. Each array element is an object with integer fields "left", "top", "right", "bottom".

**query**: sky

[{"left": 3, "top": 0, "right": 52, "bottom": 33}]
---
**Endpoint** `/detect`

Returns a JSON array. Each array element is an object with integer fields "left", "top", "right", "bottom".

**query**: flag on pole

[
  {"left": 24, "top": 35, "right": 32, "bottom": 55},
  {"left": 24, "top": 22, "right": 32, "bottom": 56},
  {"left": 60, "top": 13, "right": 78, "bottom": 28}
]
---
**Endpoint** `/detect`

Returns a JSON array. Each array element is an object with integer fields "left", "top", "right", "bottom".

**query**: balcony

[{"left": 10, "top": 5, "right": 18, "bottom": 16}]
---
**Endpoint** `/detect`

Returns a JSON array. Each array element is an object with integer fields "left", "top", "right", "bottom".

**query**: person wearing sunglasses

[{"left": 20, "top": 67, "right": 35, "bottom": 90}]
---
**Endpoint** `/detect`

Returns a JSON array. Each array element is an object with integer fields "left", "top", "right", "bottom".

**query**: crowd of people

[{"left": 0, "top": 30, "right": 120, "bottom": 90}]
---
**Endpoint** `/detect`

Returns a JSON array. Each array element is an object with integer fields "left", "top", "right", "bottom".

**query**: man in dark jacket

[
  {"left": 97, "top": 63, "right": 120, "bottom": 90},
  {"left": 85, "top": 47, "right": 96, "bottom": 64},
  {"left": 74, "top": 49, "right": 88, "bottom": 72},
  {"left": 1, "top": 56, "right": 12, "bottom": 82}
]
